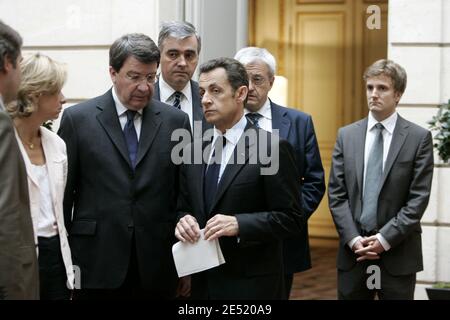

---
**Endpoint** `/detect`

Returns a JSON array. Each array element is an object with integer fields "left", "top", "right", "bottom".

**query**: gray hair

[
  {"left": 158, "top": 21, "right": 201, "bottom": 53},
  {"left": 234, "top": 47, "right": 276, "bottom": 77},
  {"left": 0, "top": 20, "right": 22, "bottom": 72},
  {"left": 363, "top": 59, "right": 407, "bottom": 94},
  {"left": 109, "top": 33, "right": 160, "bottom": 72}
]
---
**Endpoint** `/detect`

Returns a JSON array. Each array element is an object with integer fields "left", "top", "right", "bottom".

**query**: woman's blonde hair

[{"left": 7, "top": 52, "right": 67, "bottom": 118}]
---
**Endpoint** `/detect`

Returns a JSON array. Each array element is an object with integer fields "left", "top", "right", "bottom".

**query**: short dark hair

[
  {"left": 158, "top": 21, "right": 201, "bottom": 53},
  {"left": 0, "top": 20, "right": 23, "bottom": 72},
  {"left": 109, "top": 33, "right": 160, "bottom": 72},
  {"left": 199, "top": 57, "right": 249, "bottom": 92},
  {"left": 363, "top": 59, "right": 407, "bottom": 94}
]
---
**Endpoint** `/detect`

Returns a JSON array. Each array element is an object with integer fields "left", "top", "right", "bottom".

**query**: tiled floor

[{"left": 289, "top": 241, "right": 339, "bottom": 300}]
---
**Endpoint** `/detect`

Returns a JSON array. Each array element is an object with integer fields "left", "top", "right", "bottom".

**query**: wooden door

[{"left": 249, "top": 0, "right": 388, "bottom": 238}]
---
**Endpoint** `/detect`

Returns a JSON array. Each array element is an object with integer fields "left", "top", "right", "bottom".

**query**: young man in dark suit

[
  {"left": 328, "top": 59, "right": 434, "bottom": 299},
  {"left": 175, "top": 57, "right": 304, "bottom": 299},
  {"left": 235, "top": 47, "right": 325, "bottom": 298},
  {"left": 58, "top": 33, "right": 190, "bottom": 299}
]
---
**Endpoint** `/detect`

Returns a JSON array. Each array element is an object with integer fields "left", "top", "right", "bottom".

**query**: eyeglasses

[{"left": 124, "top": 72, "right": 157, "bottom": 85}]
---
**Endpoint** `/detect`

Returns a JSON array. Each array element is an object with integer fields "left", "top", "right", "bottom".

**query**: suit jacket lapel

[
  {"left": 191, "top": 80, "right": 204, "bottom": 123},
  {"left": 14, "top": 128, "right": 39, "bottom": 187},
  {"left": 355, "top": 118, "right": 368, "bottom": 198},
  {"left": 135, "top": 102, "right": 161, "bottom": 167},
  {"left": 196, "top": 138, "right": 211, "bottom": 220},
  {"left": 41, "top": 128, "right": 64, "bottom": 209},
  {"left": 270, "top": 101, "right": 291, "bottom": 139},
  {"left": 208, "top": 125, "right": 254, "bottom": 213},
  {"left": 380, "top": 115, "right": 409, "bottom": 187},
  {"left": 96, "top": 90, "right": 131, "bottom": 168},
  {"left": 153, "top": 81, "right": 161, "bottom": 101}
]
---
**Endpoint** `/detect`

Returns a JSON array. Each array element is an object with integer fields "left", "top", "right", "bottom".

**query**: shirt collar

[
  {"left": 112, "top": 87, "right": 143, "bottom": 117},
  {"left": 368, "top": 111, "right": 397, "bottom": 135},
  {"left": 159, "top": 76, "right": 192, "bottom": 104},
  {"left": 244, "top": 98, "right": 272, "bottom": 120},
  {"left": 0, "top": 95, "right": 4, "bottom": 111},
  {"left": 213, "top": 114, "right": 248, "bottom": 147}
]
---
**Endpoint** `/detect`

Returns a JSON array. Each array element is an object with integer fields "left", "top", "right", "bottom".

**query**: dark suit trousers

[
  {"left": 284, "top": 274, "right": 294, "bottom": 299},
  {"left": 73, "top": 232, "right": 167, "bottom": 300},
  {"left": 38, "top": 235, "right": 70, "bottom": 300},
  {"left": 338, "top": 259, "right": 416, "bottom": 300}
]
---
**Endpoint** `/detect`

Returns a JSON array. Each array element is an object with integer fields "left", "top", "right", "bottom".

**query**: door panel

[{"left": 249, "top": 0, "right": 388, "bottom": 239}]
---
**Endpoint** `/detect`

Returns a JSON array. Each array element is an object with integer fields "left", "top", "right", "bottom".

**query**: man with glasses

[
  {"left": 234, "top": 47, "right": 325, "bottom": 299},
  {"left": 58, "top": 33, "right": 190, "bottom": 299}
]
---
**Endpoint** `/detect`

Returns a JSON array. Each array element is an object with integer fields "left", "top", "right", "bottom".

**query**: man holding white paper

[{"left": 175, "top": 58, "right": 303, "bottom": 299}]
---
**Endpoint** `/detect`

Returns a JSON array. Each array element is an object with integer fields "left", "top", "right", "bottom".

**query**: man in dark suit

[
  {"left": 328, "top": 59, "right": 434, "bottom": 299},
  {"left": 58, "top": 33, "right": 190, "bottom": 299},
  {"left": 0, "top": 20, "right": 39, "bottom": 300},
  {"left": 234, "top": 47, "right": 325, "bottom": 298},
  {"left": 154, "top": 21, "right": 208, "bottom": 134},
  {"left": 175, "top": 57, "right": 304, "bottom": 299}
]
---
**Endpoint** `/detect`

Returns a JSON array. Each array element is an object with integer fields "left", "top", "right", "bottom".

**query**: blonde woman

[{"left": 7, "top": 52, "right": 74, "bottom": 299}]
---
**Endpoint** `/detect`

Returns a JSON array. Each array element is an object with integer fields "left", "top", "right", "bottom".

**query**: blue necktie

[
  {"left": 203, "top": 136, "right": 226, "bottom": 214},
  {"left": 172, "top": 91, "right": 182, "bottom": 109},
  {"left": 123, "top": 110, "right": 138, "bottom": 169},
  {"left": 246, "top": 112, "right": 262, "bottom": 128},
  {"left": 360, "top": 123, "right": 384, "bottom": 232}
]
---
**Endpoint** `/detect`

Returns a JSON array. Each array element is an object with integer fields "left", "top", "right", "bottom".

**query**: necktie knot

[
  {"left": 246, "top": 113, "right": 262, "bottom": 127},
  {"left": 126, "top": 110, "right": 137, "bottom": 122},
  {"left": 172, "top": 91, "right": 182, "bottom": 109},
  {"left": 210, "top": 136, "right": 227, "bottom": 164},
  {"left": 374, "top": 123, "right": 384, "bottom": 131}
]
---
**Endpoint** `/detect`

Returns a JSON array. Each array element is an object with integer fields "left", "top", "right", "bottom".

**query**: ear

[
  {"left": 268, "top": 75, "right": 275, "bottom": 90},
  {"left": 235, "top": 85, "right": 248, "bottom": 104},
  {"left": 2, "top": 56, "right": 14, "bottom": 74},
  {"left": 109, "top": 66, "right": 117, "bottom": 83},
  {"left": 394, "top": 91, "right": 403, "bottom": 105},
  {"left": 28, "top": 93, "right": 40, "bottom": 105}
]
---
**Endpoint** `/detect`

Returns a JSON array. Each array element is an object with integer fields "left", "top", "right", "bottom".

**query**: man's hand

[
  {"left": 355, "top": 236, "right": 384, "bottom": 261},
  {"left": 176, "top": 276, "right": 191, "bottom": 298},
  {"left": 352, "top": 238, "right": 380, "bottom": 261},
  {"left": 175, "top": 214, "right": 201, "bottom": 243},
  {"left": 204, "top": 214, "right": 239, "bottom": 241}
]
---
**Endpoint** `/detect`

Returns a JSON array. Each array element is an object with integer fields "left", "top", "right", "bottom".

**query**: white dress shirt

[
  {"left": 112, "top": 87, "right": 143, "bottom": 140},
  {"left": 208, "top": 115, "right": 247, "bottom": 182},
  {"left": 244, "top": 98, "right": 272, "bottom": 132},
  {"left": 31, "top": 164, "right": 58, "bottom": 237},
  {"left": 159, "top": 76, "right": 194, "bottom": 130},
  {"left": 348, "top": 111, "right": 398, "bottom": 252}
]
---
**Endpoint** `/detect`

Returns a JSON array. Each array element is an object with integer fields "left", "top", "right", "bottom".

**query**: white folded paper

[{"left": 172, "top": 229, "right": 226, "bottom": 277}]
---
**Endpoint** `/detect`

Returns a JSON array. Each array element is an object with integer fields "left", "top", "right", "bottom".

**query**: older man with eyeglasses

[{"left": 58, "top": 33, "right": 190, "bottom": 300}]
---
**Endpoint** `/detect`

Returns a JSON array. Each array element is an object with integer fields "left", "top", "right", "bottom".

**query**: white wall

[
  {"left": 389, "top": 0, "right": 450, "bottom": 299},
  {"left": 1, "top": 0, "right": 248, "bottom": 131}
]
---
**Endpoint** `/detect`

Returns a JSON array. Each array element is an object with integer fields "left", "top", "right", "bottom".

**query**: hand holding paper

[{"left": 172, "top": 229, "right": 225, "bottom": 277}]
